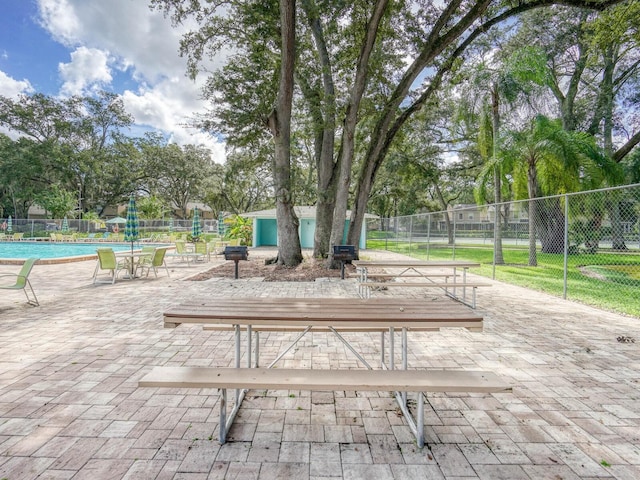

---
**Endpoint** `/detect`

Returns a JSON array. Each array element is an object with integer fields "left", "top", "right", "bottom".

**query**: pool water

[{"left": 0, "top": 241, "right": 149, "bottom": 263}]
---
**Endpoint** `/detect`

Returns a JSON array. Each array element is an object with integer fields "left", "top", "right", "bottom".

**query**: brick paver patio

[{"left": 0, "top": 248, "right": 638, "bottom": 479}]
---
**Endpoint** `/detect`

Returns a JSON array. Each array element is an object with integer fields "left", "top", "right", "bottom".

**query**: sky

[{"left": 0, "top": 0, "right": 226, "bottom": 163}]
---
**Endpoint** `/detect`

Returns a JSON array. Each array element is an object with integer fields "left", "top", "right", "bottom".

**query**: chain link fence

[
  {"left": 0, "top": 218, "right": 221, "bottom": 238},
  {"left": 365, "top": 183, "right": 640, "bottom": 317}
]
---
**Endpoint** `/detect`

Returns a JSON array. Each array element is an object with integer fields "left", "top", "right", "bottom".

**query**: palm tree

[
  {"left": 472, "top": 46, "right": 549, "bottom": 265},
  {"left": 504, "top": 115, "right": 611, "bottom": 266}
]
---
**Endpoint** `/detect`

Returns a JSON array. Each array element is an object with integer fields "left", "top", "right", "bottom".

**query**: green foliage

[
  {"left": 226, "top": 215, "right": 253, "bottom": 246},
  {"left": 505, "top": 115, "right": 613, "bottom": 199},
  {"left": 34, "top": 185, "right": 77, "bottom": 219},
  {"left": 137, "top": 195, "right": 167, "bottom": 220}
]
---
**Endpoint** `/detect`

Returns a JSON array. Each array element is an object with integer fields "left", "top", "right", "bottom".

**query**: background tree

[
  {"left": 33, "top": 184, "right": 78, "bottom": 219},
  {"left": 145, "top": 142, "right": 216, "bottom": 219},
  {"left": 503, "top": 115, "right": 618, "bottom": 265},
  {"left": 202, "top": 148, "right": 272, "bottom": 216},
  {"left": 137, "top": 195, "right": 167, "bottom": 220}
]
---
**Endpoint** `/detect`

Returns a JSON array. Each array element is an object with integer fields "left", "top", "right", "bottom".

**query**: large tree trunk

[
  {"left": 300, "top": 0, "right": 339, "bottom": 259},
  {"left": 269, "top": 0, "right": 302, "bottom": 267},
  {"left": 538, "top": 198, "right": 565, "bottom": 254},
  {"left": 600, "top": 46, "right": 627, "bottom": 251},
  {"left": 491, "top": 84, "right": 505, "bottom": 265},
  {"left": 328, "top": 0, "right": 389, "bottom": 267},
  {"left": 433, "top": 182, "right": 454, "bottom": 245}
]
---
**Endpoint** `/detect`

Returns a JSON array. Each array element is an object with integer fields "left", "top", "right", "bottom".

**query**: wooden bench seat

[
  {"left": 139, "top": 366, "right": 511, "bottom": 445},
  {"left": 349, "top": 273, "right": 458, "bottom": 279},
  {"left": 140, "top": 366, "right": 510, "bottom": 393},
  {"left": 358, "top": 282, "right": 491, "bottom": 308}
]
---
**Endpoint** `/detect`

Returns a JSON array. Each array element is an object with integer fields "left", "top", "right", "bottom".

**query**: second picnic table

[{"left": 353, "top": 259, "right": 489, "bottom": 307}]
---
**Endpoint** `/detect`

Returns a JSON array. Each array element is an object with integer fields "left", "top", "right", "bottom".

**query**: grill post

[
  {"left": 332, "top": 245, "right": 357, "bottom": 279},
  {"left": 223, "top": 246, "right": 249, "bottom": 279}
]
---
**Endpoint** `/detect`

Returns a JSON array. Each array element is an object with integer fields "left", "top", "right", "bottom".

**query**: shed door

[{"left": 300, "top": 219, "right": 315, "bottom": 249}]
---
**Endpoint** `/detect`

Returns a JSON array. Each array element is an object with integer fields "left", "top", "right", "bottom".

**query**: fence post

[
  {"left": 408, "top": 216, "right": 413, "bottom": 256},
  {"left": 426, "top": 214, "right": 431, "bottom": 260},
  {"left": 452, "top": 212, "right": 456, "bottom": 260},
  {"left": 563, "top": 194, "right": 569, "bottom": 299},
  {"left": 492, "top": 207, "right": 497, "bottom": 280}
]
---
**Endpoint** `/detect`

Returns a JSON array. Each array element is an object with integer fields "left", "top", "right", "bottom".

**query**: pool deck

[{"left": 0, "top": 249, "right": 639, "bottom": 479}]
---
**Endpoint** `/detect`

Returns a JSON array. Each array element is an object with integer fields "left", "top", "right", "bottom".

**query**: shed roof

[{"left": 242, "top": 206, "right": 375, "bottom": 219}]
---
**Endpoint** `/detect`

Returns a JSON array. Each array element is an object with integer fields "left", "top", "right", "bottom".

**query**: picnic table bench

[
  {"left": 142, "top": 297, "right": 511, "bottom": 446},
  {"left": 353, "top": 260, "right": 490, "bottom": 308},
  {"left": 140, "top": 366, "right": 510, "bottom": 446}
]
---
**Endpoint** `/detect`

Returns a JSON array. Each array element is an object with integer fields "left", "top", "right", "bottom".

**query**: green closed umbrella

[
  {"left": 7, "top": 215, "right": 12, "bottom": 233},
  {"left": 124, "top": 195, "right": 139, "bottom": 254},
  {"left": 168, "top": 217, "right": 174, "bottom": 233},
  {"left": 192, "top": 207, "right": 201, "bottom": 240},
  {"left": 61, "top": 216, "right": 69, "bottom": 233}
]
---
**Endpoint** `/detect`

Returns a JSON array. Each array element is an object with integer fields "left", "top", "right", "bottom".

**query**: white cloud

[
  {"left": 122, "top": 82, "right": 226, "bottom": 164},
  {"left": 0, "top": 70, "right": 34, "bottom": 98},
  {"left": 0, "top": 71, "right": 35, "bottom": 138},
  {"left": 37, "top": 0, "right": 226, "bottom": 158},
  {"left": 37, "top": 0, "right": 82, "bottom": 46},
  {"left": 59, "top": 46, "right": 112, "bottom": 96}
]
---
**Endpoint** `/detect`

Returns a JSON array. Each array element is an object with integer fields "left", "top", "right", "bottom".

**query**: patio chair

[
  {"left": 133, "top": 246, "right": 156, "bottom": 273},
  {"left": 0, "top": 257, "right": 40, "bottom": 306},
  {"left": 93, "top": 248, "right": 127, "bottom": 284},
  {"left": 194, "top": 241, "right": 209, "bottom": 262},
  {"left": 174, "top": 240, "right": 188, "bottom": 261},
  {"left": 12, "top": 232, "right": 24, "bottom": 241},
  {"left": 137, "top": 247, "right": 170, "bottom": 278}
]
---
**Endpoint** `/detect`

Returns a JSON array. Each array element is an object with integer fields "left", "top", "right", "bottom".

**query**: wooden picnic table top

[
  {"left": 353, "top": 260, "right": 481, "bottom": 269},
  {"left": 163, "top": 297, "right": 483, "bottom": 330}
]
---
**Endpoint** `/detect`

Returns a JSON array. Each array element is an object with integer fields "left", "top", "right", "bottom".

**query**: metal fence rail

[
  {"left": 365, "top": 183, "right": 640, "bottom": 317},
  {"left": 0, "top": 218, "right": 220, "bottom": 238}
]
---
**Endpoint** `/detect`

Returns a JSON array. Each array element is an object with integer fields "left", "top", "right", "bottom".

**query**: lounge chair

[
  {"left": 93, "top": 248, "right": 127, "bottom": 284},
  {"left": 0, "top": 258, "right": 39, "bottom": 306},
  {"left": 12, "top": 232, "right": 24, "bottom": 241},
  {"left": 166, "top": 240, "right": 202, "bottom": 266},
  {"left": 137, "top": 247, "right": 170, "bottom": 278}
]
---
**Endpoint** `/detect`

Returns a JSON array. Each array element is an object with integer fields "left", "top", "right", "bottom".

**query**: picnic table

[
  {"left": 353, "top": 260, "right": 490, "bottom": 307},
  {"left": 140, "top": 297, "right": 510, "bottom": 445}
]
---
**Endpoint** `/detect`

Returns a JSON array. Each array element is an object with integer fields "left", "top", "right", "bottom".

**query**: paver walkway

[{"left": 0, "top": 248, "right": 638, "bottom": 479}]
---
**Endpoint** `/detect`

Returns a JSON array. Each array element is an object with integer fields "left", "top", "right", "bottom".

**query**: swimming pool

[{"left": 0, "top": 241, "right": 158, "bottom": 264}]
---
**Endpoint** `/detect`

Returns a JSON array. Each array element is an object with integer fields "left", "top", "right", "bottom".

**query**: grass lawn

[{"left": 366, "top": 239, "right": 640, "bottom": 318}]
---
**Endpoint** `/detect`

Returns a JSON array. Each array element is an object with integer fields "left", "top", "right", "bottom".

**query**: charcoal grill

[
  {"left": 332, "top": 245, "right": 357, "bottom": 279},
  {"left": 224, "top": 246, "right": 249, "bottom": 279}
]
